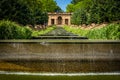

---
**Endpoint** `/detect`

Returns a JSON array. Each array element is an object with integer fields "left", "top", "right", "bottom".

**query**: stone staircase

[{"left": 33, "top": 27, "right": 88, "bottom": 39}]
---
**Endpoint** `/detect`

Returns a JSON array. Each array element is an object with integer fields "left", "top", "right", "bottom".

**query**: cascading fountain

[{"left": 0, "top": 27, "right": 120, "bottom": 73}]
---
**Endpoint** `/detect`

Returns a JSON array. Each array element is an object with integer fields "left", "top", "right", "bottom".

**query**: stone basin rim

[
  {"left": 0, "top": 40, "right": 120, "bottom": 43},
  {"left": 0, "top": 71, "right": 120, "bottom": 76}
]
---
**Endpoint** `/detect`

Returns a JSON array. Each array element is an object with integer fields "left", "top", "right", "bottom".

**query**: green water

[{"left": 0, "top": 74, "right": 120, "bottom": 80}]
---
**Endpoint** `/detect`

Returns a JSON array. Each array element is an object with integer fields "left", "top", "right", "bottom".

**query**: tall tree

[
  {"left": 69, "top": 0, "right": 120, "bottom": 25},
  {"left": 0, "top": 0, "right": 48, "bottom": 26},
  {"left": 71, "top": 0, "right": 83, "bottom": 4},
  {"left": 88, "top": 0, "right": 120, "bottom": 23},
  {"left": 66, "top": 4, "right": 75, "bottom": 12},
  {"left": 0, "top": 0, "right": 32, "bottom": 25},
  {"left": 54, "top": 6, "right": 63, "bottom": 12},
  {"left": 71, "top": 9, "right": 87, "bottom": 25},
  {"left": 67, "top": 0, "right": 92, "bottom": 12},
  {"left": 40, "top": 0, "right": 59, "bottom": 12}
]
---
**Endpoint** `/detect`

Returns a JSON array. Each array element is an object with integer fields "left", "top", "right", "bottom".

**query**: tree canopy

[
  {"left": 71, "top": 0, "right": 84, "bottom": 4},
  {"left": 67, "top": 0, "right": 120, "bottom": 25},
  {"left": 40, "top": 0, "right": 63, "bottom": 12},
  {"left": 0, "top": 0, "right": 62, "bottom": 26}
]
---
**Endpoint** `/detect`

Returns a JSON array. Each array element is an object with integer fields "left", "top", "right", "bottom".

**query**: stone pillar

[
  {"left": 68, "top": 19, "right": 70, "bottom": 25},
  {"left": 56, "top": 19, "right": 58, "bottom": 25},
  {"left": 54, "top": 18, "right": 57, "bottom": 25},
  {"left": 48, "top": 16, "right": 51, "bottom": 26},
  {"left": 63, "top": 19, "right": 65, "bottom": 25},
  {"left": 62, "top": 17, "right": 65, "bottom": 25}
]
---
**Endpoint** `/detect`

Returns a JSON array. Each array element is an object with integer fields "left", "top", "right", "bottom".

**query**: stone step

[{"left": 32, "top": 36, "right": 88, "bottom": 39}]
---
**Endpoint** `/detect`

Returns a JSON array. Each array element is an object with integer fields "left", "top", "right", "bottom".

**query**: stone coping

[{"left": 0, "top": 40, "right": 120, "bottom": 44}]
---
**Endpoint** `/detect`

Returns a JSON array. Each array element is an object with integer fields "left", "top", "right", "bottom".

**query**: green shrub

[
  {"left": 63, "top": 23, "right": 120, "bottom": 40},
  {"left": 71, "top": 9, "right": 87, "bottom": 25},
  {"left": 32, "top": 25, "right": 56, "bottom": 37},
  {"left": 0, "top": 20, "right": 32, "bottom": 39}
]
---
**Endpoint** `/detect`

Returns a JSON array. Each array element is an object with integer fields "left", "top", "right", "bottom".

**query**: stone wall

[{"left": 48, "top": 13, "right": 72, "bottom": 26}]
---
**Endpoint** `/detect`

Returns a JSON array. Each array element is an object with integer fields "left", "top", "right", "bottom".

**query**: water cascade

[{"left": 0, "top": 27, "right": 120, "bottom": 73}]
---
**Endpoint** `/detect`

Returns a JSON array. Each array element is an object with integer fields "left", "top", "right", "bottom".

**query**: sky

[{"left": 55, "top": 0, "right": 72, "bottom": 11}]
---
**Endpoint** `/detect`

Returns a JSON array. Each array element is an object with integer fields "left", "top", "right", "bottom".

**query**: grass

[
  {"left": 0, "top": 20, "right": 56, "bottom": 39},
  {"left": 63, "top": 23, "right": 120, "bottom": 40},
  {"left": 0, "top": 74, "right": 120, "bottom": 80},
  {"left": 32, "top": 25, "right": 56, "bottom": 37}
]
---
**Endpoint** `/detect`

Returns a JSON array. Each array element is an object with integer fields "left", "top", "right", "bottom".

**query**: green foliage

[
  {"left": 87, "top": 0, "right": 120, "bottom": 24},
  {"left": 0, "top": 0, "right": 32, "bottom": 25},
  {"left": 68, "top": 0, "right": 120, "bottom": 25},
  {"left": 66, "top": 4, "right": 75, "bottom": 12},
  {"left": 67, "top": 0, "right": 92, "bottom": 12},
  {"left": 71, "top": 0, "right": 84, "bottom": 4},
  {"left": 0, "top": 20, "right": 32, "bottom": 39},
  {"left": 32, "top": 26, "right": 56, "bottom": 37},
  {"left": 70, "top": 0, "right": 92, "bottom": 25},
  {"left": 86, "top": 23, "right": 120, "bottom": 39},
  {"left": 71, "top": 9, "right": 87, "bottom": 25},
  {"left": 40, "top": 0, "right": 58, "bottom": 12},
  {"left": 63, "top": 23, "right": 120, "bottom": 40},
  {"left": 0, "top": 20, "right": 57, "bottom": 39},
  {"left": 55, "top": 6, "right": 64, "bottom": 12},
  {"left": 0, "top": 0, "right": 50, "bottom": 26},
  {"left": 24, "top": 0, "right": 49, "bottom": 26}
]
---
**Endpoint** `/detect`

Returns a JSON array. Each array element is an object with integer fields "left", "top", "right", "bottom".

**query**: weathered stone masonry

[{"left": 48, "top": 13, "right": 72, "bottom": 26}]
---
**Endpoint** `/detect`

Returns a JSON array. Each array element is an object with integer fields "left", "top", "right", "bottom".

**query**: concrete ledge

[{"left": 0, "top": 40, "right": 120, "bottom": 44}]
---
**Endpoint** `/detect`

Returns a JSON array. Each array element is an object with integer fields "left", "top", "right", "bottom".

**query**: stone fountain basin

[
  {"left": 0, "top": 40, "right": 120, "bottom": 60},
  {"left": 0, "top": 40, "right": 120, "bottom": 72}
]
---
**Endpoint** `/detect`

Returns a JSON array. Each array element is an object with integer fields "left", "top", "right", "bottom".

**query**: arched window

[
  {"left": 57, "top": 16, "right": 62, "bottom": 25},
  {"left": 51, "top": 19, "right": 54, "bottom": 25},
  {"left": 65, "top": 19, "right": 68, "bottom": 25}
]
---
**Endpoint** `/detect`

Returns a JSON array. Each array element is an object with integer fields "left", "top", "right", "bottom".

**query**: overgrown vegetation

[
  {"left": 0, "top": 20, "right": 56, "bottom": 39},
  {"left": 63, "top": 23, "right": 120, "bottom": 40},
  {"left": 0, "top": 0, "right": 62, "bottom": 26},
  {"left": 0, "top": 20, "right": 32, "bottom": 39},
  {"left": 32, "top": 25, "right": 56, "bottom": 37},
  {"left": 67, "top": 0, "right": 120, "bottom": 25}
]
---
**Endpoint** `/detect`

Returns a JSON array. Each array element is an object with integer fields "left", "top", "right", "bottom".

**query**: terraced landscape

[{"left": 0, "top": 27, "right": 120, "bottom": 80}]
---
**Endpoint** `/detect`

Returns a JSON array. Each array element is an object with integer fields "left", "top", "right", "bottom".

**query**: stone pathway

[
  {"left": 34, "top": 27, "right": 88, "bottom": 39},
  {"left": 42, "top": 27, "right": 78, "bottom": 36}
]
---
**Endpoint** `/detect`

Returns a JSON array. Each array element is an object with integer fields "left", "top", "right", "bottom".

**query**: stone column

[
  {"left": 62, "top": 17, "right": 65, "bottom": 25},
  {"left": 62, "top": 19, "right": 65, "bottom": 25},
  {"left": 48, "top": 16, "right": 51, "bottom": 26},
  {"left": 56, "top": 19, "right": 58, "bottom": 25},
  {"left": 54, "top": 18, "right": 57, "bottom": 25},
  {"left": 68, "top": 17, "right": 71, "bottom": 25}
]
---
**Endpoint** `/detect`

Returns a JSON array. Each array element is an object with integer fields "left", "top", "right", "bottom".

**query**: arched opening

[
  {"left": 57, "top": 16, "right": 62, "bottom": 25},
  {"left": 51, "top": 19, "right": 54, "bottom": 25},
  {"left": 65, "top": 19, "right": 68, "bottom": 25}
]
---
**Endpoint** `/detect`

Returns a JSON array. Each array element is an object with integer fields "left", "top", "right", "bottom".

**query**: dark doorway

[
  {"left": 51, "top": 19, "right": 54, "bottom": 25},
  {"left": 58, "top": 16, "right": 62, "bottom": 25},
  {"left": 65, "top": 19, "right": 68, "bottom": 25}
]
